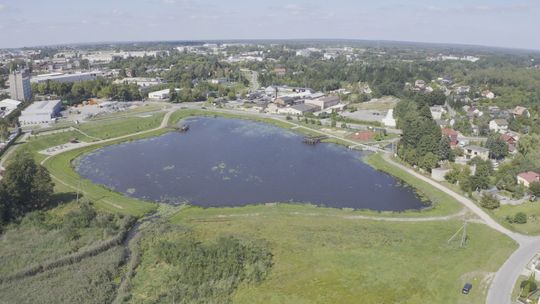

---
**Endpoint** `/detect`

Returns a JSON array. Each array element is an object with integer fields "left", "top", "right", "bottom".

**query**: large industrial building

[
  {"left": 31, "top": 71, "right": 102, "bottom": 84},
  {"left": 8, "top": 70, "right": 32, "bottom": 101},
  {"left": 19, "top": 100, "right": 62, "bottom": 126},
  {"left": 304, "top": 95, "right": 340, "bottom": 110}
]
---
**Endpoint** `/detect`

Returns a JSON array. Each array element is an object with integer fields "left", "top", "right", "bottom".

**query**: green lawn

[
  {"left": 42, "top": 133, "right": 162, "bottom": 217},
  {"left": 158, "top": 204, "right": 516, "bottom": 304},
  {"left": 78, "top": 112, "right": 165, "bottom": 139},
  {"left": 491, "top": 202, "right": 540, "bottom": 235},
  {"left": 169, "top": 109, "right": 297, "bottom": 131},
  {"left": 365, "top": 153, "right": 462, "bottom": 216}
]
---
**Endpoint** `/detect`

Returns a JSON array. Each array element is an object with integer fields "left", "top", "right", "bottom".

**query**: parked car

[{"left": 462, "top": 283, "right": 472, "bottom": 294}]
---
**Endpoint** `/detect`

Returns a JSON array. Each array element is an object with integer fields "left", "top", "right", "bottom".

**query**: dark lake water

[{"left": 75, "top": 117, "right": 428, "bottom": 211}]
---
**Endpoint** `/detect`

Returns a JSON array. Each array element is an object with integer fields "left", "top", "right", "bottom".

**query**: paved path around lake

[{"left": 36, "top": 105, "right": 540, "bottom": 303}]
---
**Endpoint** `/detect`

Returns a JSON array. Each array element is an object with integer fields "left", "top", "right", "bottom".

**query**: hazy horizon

[{"left": 1, "top": 0, "right": 539, "bottom": 50}]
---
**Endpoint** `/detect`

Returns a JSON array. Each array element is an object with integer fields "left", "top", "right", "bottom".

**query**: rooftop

[
  {"left": 518, "top": 171, "right": 540, "bottom": 183},
  {"left": 464, "top": 145, "right": 489, "bottom": 153},
  {"left": 22, "top": 100, "right": 61, "bottom": 114}
]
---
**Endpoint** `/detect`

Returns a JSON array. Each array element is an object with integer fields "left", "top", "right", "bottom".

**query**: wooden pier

[
  {"left": 176, "top": 124, "right": 190, "bottom": 132},
  {"left": 303, "top": 136, "right": 327, "bottom": 145}
]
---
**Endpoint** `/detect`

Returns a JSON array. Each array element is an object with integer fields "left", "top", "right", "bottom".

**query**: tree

[
  {"left": 419, "top": 152, "right": 439, "bottom": 171},
  {"left": 438, "top": 136, "right": 453, "bottom": 161},
  {"left": 0, "top": 152, "right": 54, "bottom": 222},
  {"left": 518, "top": 134, "right": 540, "bottom": 156},
  {"left": 0, "top": 120, "right": 10, "bottom": 142},
  {"left": 480, "top": 193, "right": 500, "bottom": 209},
  {"left": 485, "top": 134, "right": 508, "bottom": 160},
  {"left": 530, "top": 182, "right": 540, "bottom": 197}
]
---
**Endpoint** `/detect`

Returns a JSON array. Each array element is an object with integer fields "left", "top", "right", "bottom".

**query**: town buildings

[
  {"left": 8, "top": 70, "right": 32, "bottom": 101},
  {"left": 489, "top": 119, "right": 509, "bottom": 133},
  {"left": 0, "top": 99, "right": 22, "bottom": 119},
  {"left": 31, "top": 71, "right": 102, "bottom": 84},
  {"left": 114, "top": 77, "right": 166, "bottom": 88},
  {"left": 19, "top": 100, "right": 62, "bottom": 126},
  {"left": 304, "top": 95, "right": 340, "bottom": 111}
]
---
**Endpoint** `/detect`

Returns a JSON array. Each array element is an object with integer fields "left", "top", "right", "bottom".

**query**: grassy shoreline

[{"left": 30, "top": 108, "right": 465, "bottom": 218}]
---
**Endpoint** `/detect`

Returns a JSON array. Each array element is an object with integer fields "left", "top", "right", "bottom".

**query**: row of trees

[
  {"left": 32, "top": 79, "right": 142, "bottom": 103},
  {"left": 0, "top": 152, "right": 54, "bottom": 227}
]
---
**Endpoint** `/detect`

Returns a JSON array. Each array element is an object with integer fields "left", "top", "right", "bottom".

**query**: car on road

[{"left": 462, "top": 283, "right": 472, "bottom": 294}]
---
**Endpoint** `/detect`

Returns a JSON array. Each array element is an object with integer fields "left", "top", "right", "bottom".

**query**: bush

[
  {"left": 514, "top": 212, "right": 528, "bottom": 224},
  {"left": 480, "top": 193, "right": 500, "bottom": 209},
  {"left": 140, "top": 232, "right": 273, "bottom": 303},
  {"left": 530, "top": 182, "right": 540, "bottom": 197}
]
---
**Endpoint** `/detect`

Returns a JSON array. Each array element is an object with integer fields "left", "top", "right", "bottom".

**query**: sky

[{"left": 0, "top": 0, "right": 539, "bottom": 50}]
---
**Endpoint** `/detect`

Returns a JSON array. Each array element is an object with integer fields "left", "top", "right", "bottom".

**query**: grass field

[
  {"left": 365, "top": 153, "right": 463, "bottom": 216},
  {"left": 0, "top": 246, "right": 124, "bottom": 304},
  {"left": 169, "top": 108, "right": 296, "bottom": 131},
  {"left": 42, "top": 131, "right": 164, "bottom": 217},
  {"left": 491, "top": 202, "right": 540, "bottom": 235},
  {"left": 161, "top": 204, "right": 516, "bottom": 304},
  {"left": 78, "top": 112, "right": 165, "bottom": 140}
]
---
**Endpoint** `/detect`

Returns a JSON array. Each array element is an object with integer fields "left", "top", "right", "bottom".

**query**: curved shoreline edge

[{"left": 40, "top": 108, "right": 464, "bottom": 219}]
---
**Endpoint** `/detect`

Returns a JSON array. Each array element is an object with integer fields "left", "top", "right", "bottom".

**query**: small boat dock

[{"left": 303, "top": 135, "right": 327, "bottom": 145}]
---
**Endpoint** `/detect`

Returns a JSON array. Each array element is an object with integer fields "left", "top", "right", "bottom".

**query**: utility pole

[
  {"left": 448, "top": 221, "right": 468, "bottom": 247},
  {"left": 76, "top": 179, "right": 81, "bottom": 204}
]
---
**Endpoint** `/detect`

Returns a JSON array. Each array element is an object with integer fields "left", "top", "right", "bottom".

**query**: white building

[
  {"left": 489, "top": 119, "right": 509, "bottom": 133},
  {"left": 114, "top": 77, "right": 165, "bottom": 88},
  {"left": 8, "top": 70, "right": 32, "bottom": 101},
  {"left": 0, "top": 99, "right": 22, "bottom": 118},
  {"left": 383, "top": 109, "right": 397, "bottom": 127},
  {"left": 148, "top": 88, "right": 181, "bottom": 100},
  {"left": 430, "top": 105, "right": 447, "bottom": 120},
  {"left": 19, "top": 100, "right": 62, "bottom": 126},
  {"left": 31, "top": 71, "right": 102, "bottom": 84}
]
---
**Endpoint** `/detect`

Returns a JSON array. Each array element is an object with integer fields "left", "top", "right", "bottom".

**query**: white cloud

[{"left": 0, "top": 4, "right": 5, "bottom": 11}]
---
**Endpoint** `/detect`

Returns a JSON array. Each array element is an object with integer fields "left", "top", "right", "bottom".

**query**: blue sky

[{"left": 0, "top": 0, "right": 539, "bottom": 49}]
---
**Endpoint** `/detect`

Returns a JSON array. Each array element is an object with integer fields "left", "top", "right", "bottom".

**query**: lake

[{"left": 75, "top": 117, "right": 428, "bottom": 211}]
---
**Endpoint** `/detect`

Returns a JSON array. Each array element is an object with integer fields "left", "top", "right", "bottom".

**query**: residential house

[
  {"left": 442, "top": 128, "right": 459, "bottom": 147},
  {"left": 414, "top": 80, "right": 426, "bottom": 90},
  {"left": 456, "top": 86, "right": 471, "bottom": 95},
  {"left": 481, "top": 90, "right": 495, "bottom": 99},
  {"left": 500, "top": 133, "right": 517, "bottom": 153},
  {"left": 464, "top": 145, "right": 490, "bottom": 161},
  {"left": 512, "top": 106, "right": 530, "bottom": 118},
  {"left": 273, "top": 68, "right": 287, "bottom": 76},
  {"left": 489, "top": 119, "right": 509, "bottom": 133},
  {"left": 517, "top": 171, "right": 540, "bottom": 188},
  {"left": 430, "top": 105, "right": 446, "bottom": 120}
]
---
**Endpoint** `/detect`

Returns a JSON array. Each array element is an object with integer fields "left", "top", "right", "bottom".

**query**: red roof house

[
  {"left": 442, "top": 128, "right": 458, "bottom": 146},
  {"left": 517, "top": 171, "right": 540, "bottom": 187}
]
